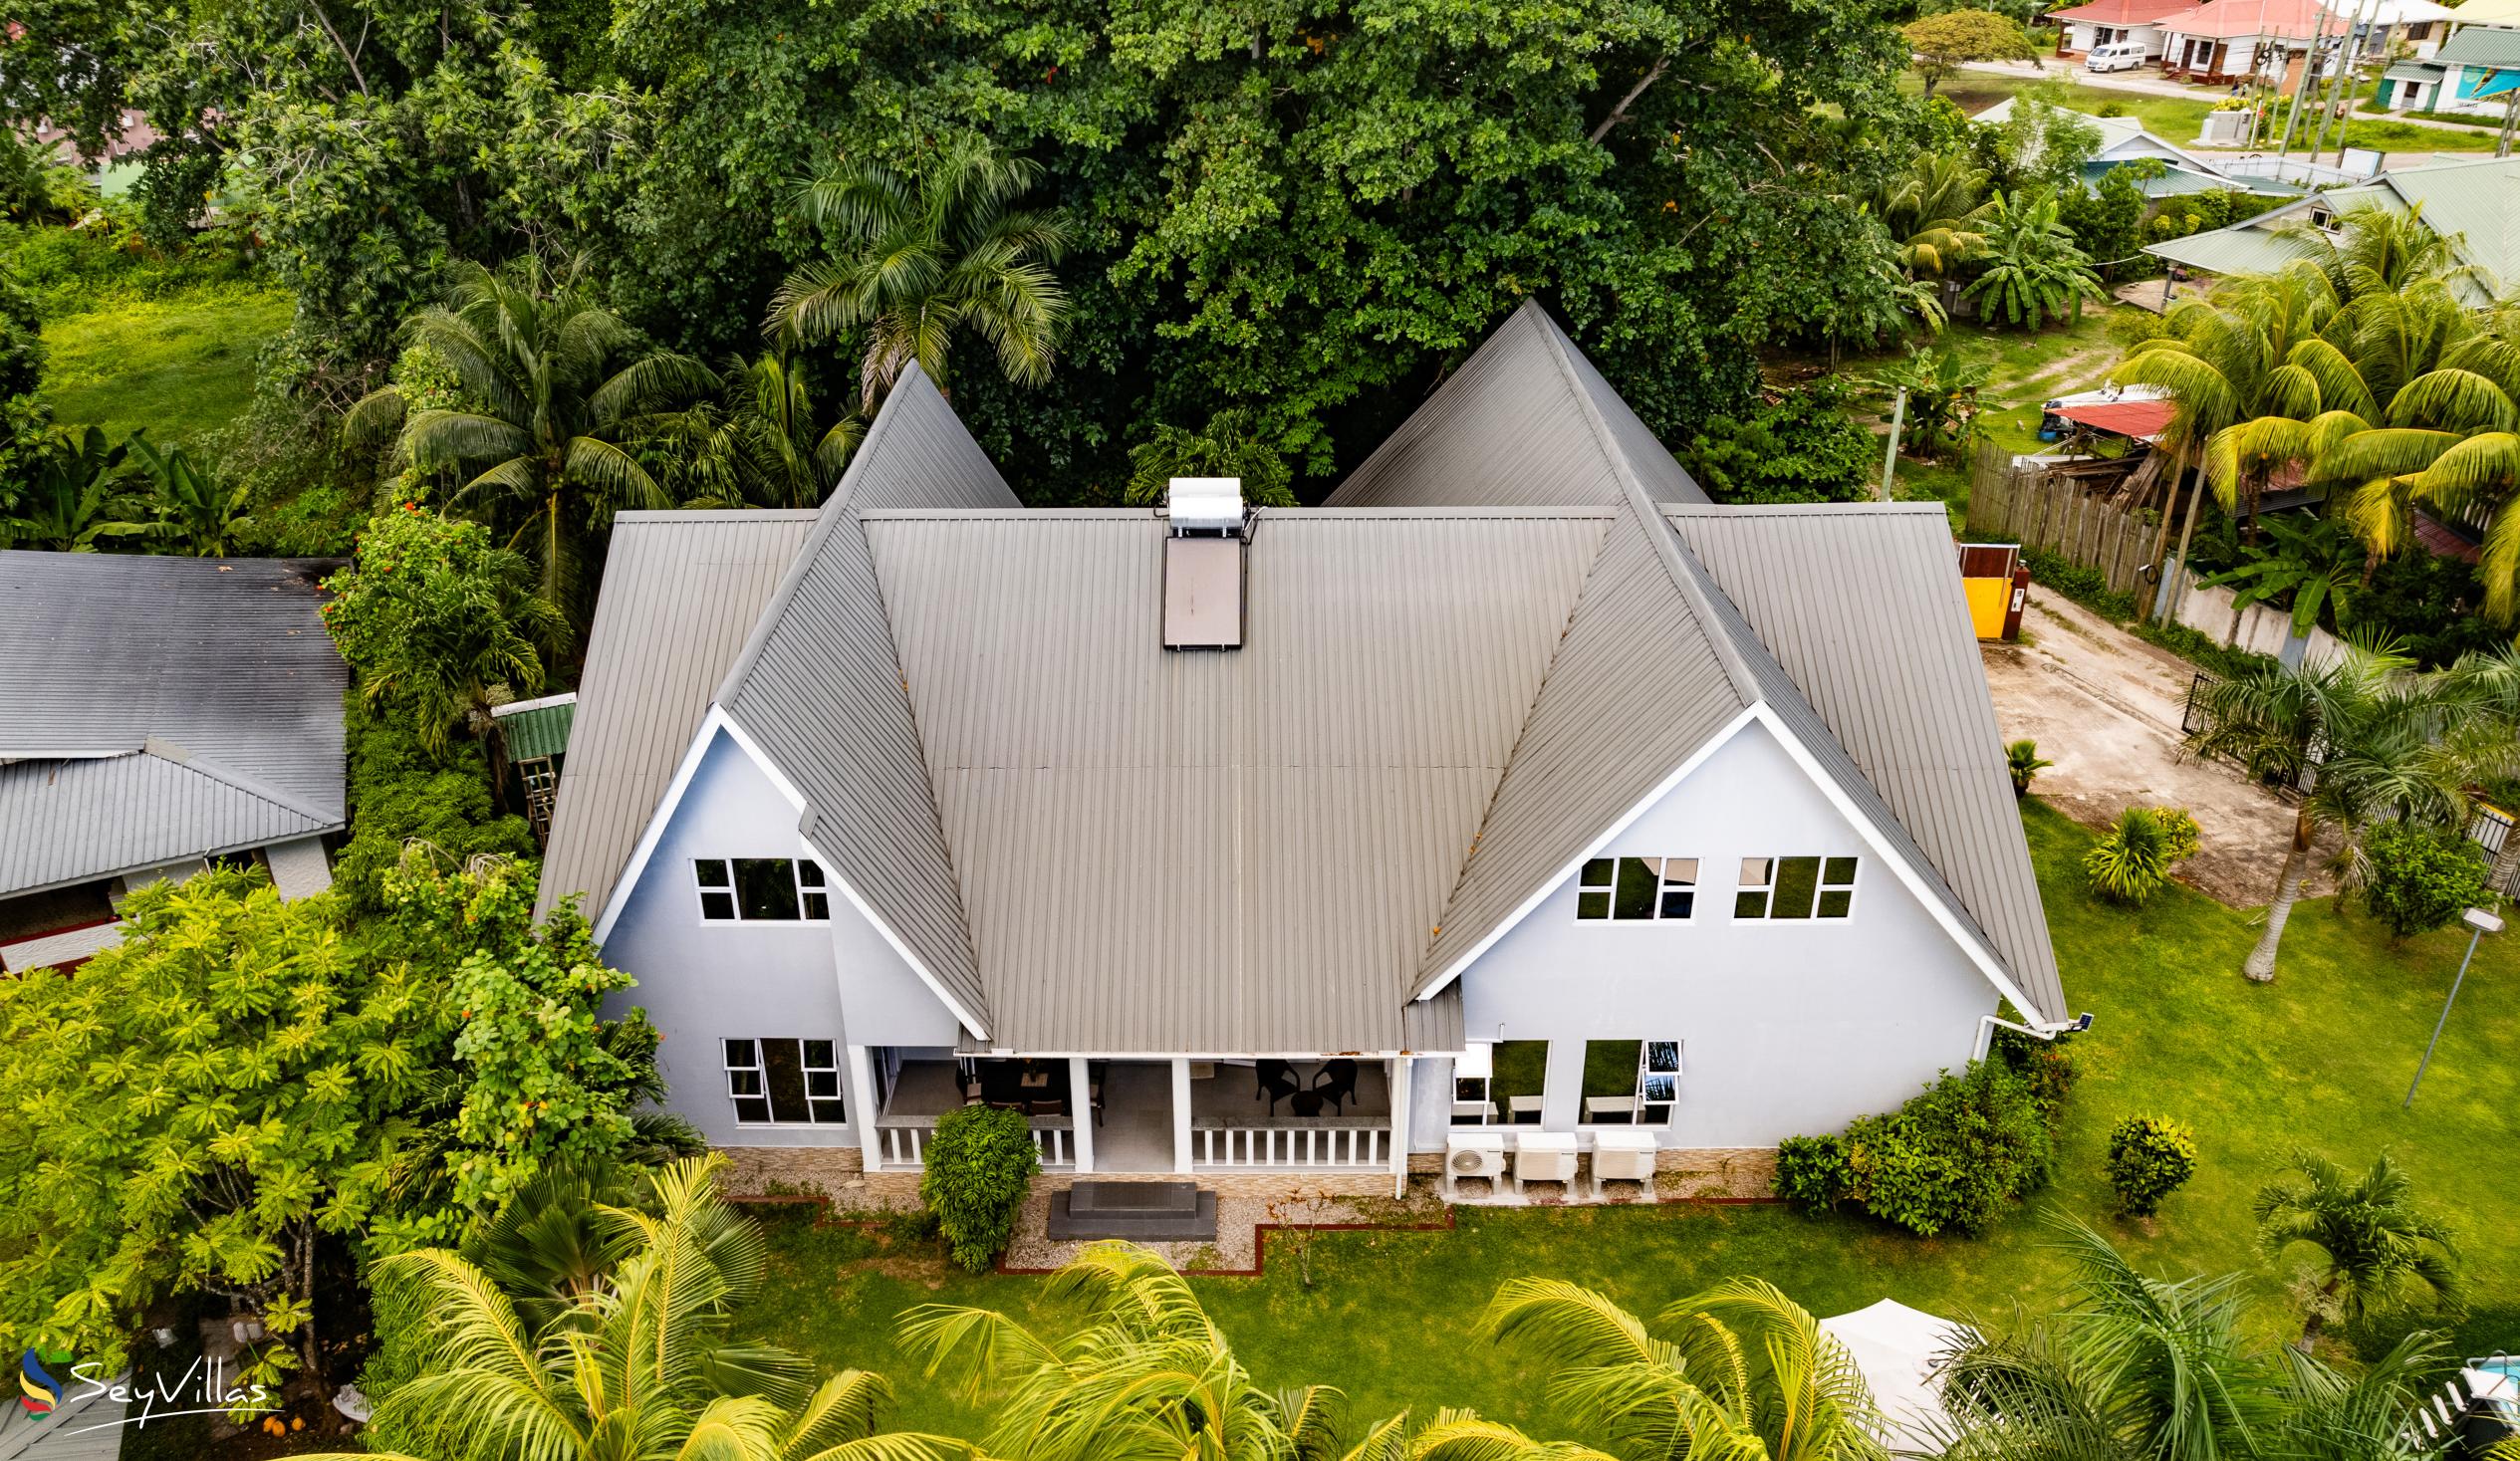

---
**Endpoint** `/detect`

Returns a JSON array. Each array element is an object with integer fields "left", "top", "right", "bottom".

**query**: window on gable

[
  {"left": 694, "top": 858, "right": 832, "bottom": 922},
  {"left": 1576, "top": 857, "right": 1697, "bottom": 921},
  {"left": 724, "top": 1038, "right": 847, "bottom": 1124},
  {"left": 1735, "top": 856, "right": 1859, "bottom": 920}
]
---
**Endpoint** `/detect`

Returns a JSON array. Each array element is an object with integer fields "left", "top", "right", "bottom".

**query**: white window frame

[
  {"left": 1575, "top": 855, "right": 1700, "bottom": 922},
  {"left": 692, "top": 857, "right": 833, "bottom": 924},
  {"left": 1732, "top": 855, "right": 1860, "bottom": 922},
  {"left": 723, "top": 1037, "right": 848, "bottom": 1126},
  {"left": 1577, "top": 1039, "right": 1683, "bottom": 1128}
]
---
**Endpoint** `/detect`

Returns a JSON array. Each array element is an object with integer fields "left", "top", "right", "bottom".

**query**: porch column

[
  {"left": 1171, "top": 1059, "right": 1195, "bottom": 1174},
  {"left": 847, "top": 1044, "right": 882, "bottom": 1173},
  {"left": 1388, "top": 1056, "right": 1412, "bottom": 1198},
  {"left": 1069, "top": 1057, "right": 1095, "bottom": 1173}
]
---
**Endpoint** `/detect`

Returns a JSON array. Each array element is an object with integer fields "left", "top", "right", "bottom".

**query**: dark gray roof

[
  {"left": 1325, "top": 300, "right": 1712, "bottom": 510},
  {"left": 0, "top": 552, "right": 346, "bottom": 896},
  {"left": 712, "top": 365, "right": 1023, "bottom": 1030},
  {"left": 536, "top": 512, "right": 821, "bottom": 922}
]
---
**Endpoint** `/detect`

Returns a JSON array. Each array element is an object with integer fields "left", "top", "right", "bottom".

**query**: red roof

[
  {"left": 2414, "top": 511, "right": 2482, "bottom": 564},
  {"left": 2156, "top": 0, "right": 2330, "bottom": 41},
  {"left": 2052, "top": 399, "right": 2175, "bottom": 443},
  {"left": 2049, "top": 0, "right": 2203, "bottom": 26}
]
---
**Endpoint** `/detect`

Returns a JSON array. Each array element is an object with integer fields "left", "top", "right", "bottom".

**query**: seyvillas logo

[{"left": 18, "top": 1349, "right": 63, "bottom": 1414}]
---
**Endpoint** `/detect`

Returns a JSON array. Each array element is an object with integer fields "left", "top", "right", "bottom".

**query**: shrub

[
  {"left": 2086, "top": 806, "right": 2172, "bottom": 904},
  {"left": 1992, "top": 1024, "right": 2079, "bottom": 1120},
  {"left": 1773, "top": 1133, "right": 1853, "bottom": 1210},
  {"left": 334, "top": 694, "right": 536, "bottom": 917},
  {"left": 2105, "top": 1114, "right": 2197, "bottom": 1216},
  {"left": 920, "top": 1104, "right": 1041, "bottom": 1272},
  {"left": 2007, "top": 739, "right": 2052, "bottom": 797},
  {"left": 1683, "top": 380, "right": 1878, "bottom": 504},
  {"left": 2023, "top": 548, "right": 2137, "bottom": 620},
  {"left": 2360, "top": 820, "right": 2489, "bottom": 941},
  {"left": 1776, "top": 1059, "right": 2058, "bottom": 1236}
]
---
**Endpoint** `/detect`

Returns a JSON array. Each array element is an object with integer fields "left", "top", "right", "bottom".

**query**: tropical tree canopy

[
  {"left": 1962, "top": 191, "right": 2105, "bottom": 331},
  {"left": 2254, "top": 1149, "right": 2461, "bottom": 1338},
  {"left": 1902, "top": 11, "right": 2038, "bottom": 97}
]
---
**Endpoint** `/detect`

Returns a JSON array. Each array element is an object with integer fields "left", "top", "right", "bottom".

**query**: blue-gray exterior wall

[
  {"left": 600, "top": 726, "right": 959, "bottom": 1150},
  {"left": 1429, "top": 717, "right": 1999, "bottom": 1149}
]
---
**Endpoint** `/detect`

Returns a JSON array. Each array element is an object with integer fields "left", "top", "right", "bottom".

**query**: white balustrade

[
  {"left": 878, "top": 1120, "right": 1072, "bottom": 1170},
  {"left": 1193, "top": 1123, "right": 1387, "bottom": 1170}
]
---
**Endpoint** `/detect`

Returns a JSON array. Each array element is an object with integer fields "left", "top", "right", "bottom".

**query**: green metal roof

[
  {"left": 499, "top": 696, "right": 576, "bottom": 762},
  {"left": 2144, "top": 220, "right": 2316, "bottom": 275},
  {"left": 2438, "top": 23, "right": 2520, "bottom": 65},
  {"left": 2383, "top": 60, "right": 2447, "bottom": 83}
]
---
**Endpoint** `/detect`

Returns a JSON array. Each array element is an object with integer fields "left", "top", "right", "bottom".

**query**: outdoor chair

[
  {"left": 1256, "top": 1059, "right": 1301, "bottom": 1114},
  {"left": 1314, "top": 1059, "right": 1361, "bottom": 1111}
]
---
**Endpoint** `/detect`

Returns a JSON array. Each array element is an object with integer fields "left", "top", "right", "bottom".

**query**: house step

[{"left": 1047, "top": 1181, "right": 1217, "bottom": 1241}]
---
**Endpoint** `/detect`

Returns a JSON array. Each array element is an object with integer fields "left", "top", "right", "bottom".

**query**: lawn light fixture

[{"left": 2403, "top": 907, "right": 2501, "bottom": 1108}]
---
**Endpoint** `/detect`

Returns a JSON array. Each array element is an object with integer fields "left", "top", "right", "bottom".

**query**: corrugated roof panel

[
  {"left": 0, "top": 752, "right": 333, "bottom": 895},
  {"left": 1325, "top": 301, "right": 1710, "bottom": 509},
  {"left": 500, "top": 699, "right": 576, "bottom": 762},
  {"left": 1666, "top": 505, "right": 2066, "bottom": 1024},
  {"left": 715, "top": 365, "right": 1023, "bottom": 1030},
  {"left": 535, "top": 512, "right": 820, "bottom": 920},
  {"left": 2438, "top": 24, "right": 2520, "bottom": 63},
  {"left": 865, "top": 509, "right": 1610, "bottom": 1052}
]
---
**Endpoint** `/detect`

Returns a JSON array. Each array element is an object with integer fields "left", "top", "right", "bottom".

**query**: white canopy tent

[{"left": 1820, "top": 1299, "right": 1978, "bottom": 1451}]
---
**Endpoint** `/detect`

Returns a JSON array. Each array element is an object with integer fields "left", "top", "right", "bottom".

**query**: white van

[{"left": 2085, "top": 42, "right": 2148, "bottom": 73}]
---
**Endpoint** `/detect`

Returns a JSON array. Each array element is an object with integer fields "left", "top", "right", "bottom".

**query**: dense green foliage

[
  {"left": 919, "top": 1106, "right": 1042, "bottom": 1273},
  {"left": 1775, "top": 1058, "right": 2062, "bottom": 1237},
  {"left": 1683, "top": 381, "right": 1877, "bottom": 503},
  {"left": 335, "top": 694, "right": 537, "bottom": 915},
  {"left": 2254, "top": 1151, "right": 2460, "bottom": 1340},
  {"left": 2104, "top": 1115, "right": 2197, "bottom": 1217},
  {"left": 2359, "top": 820, "right": 2489, "bottom": 942},
  {"left": 2084, "top": 807, "right": 2175, "bottom": 905}
]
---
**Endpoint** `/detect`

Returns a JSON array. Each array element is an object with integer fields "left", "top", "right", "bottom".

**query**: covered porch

[{"left": 856, "top": 1049, "right": 1408, "bottom": 1182}]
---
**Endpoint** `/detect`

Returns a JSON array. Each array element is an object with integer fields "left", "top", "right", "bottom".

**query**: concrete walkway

[
  {"left": 1981, "top": 592, "right": 2329, "bottom": 907},
  {"left": 1953, "top": 59, "right": 2504, "bottom": 142}
]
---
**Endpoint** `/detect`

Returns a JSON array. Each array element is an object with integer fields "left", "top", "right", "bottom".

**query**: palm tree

[
  {"left": 125, "top": 431, "right": 250, "bottom": 556},
  {"left": 767, "top": 135, "right": 1071, "bottom": 411},
  {"left": 658, "top": 352, "right": 862, "bottom": 509},
  {"left": 2184, "top": 633, "right": 2486, "bottom": 982},
  {"left": 313, "top": 1156, "right": 968, "bottom": 1461},
  {"left": 346, "top": 259, "right": 711, "bottom": 639},
  {"left": 1961, "top": 190, "right": 2104, "bottom": 331},
  {"left": 0, "top": 427, "right": 157, "bottom": 551},
  {"left": 1933, "top": 1217, "right": 2283, "bottom": 1461},
  {"left": 2254, "top": 1150, "right": 2460, "bottom": 1342},
  {"left": 1869, "top": 151, "right": 1993, "bottom": 279},
  {"left": 1481, "top": 1275, "right": 1884, "bottom": 1461}
]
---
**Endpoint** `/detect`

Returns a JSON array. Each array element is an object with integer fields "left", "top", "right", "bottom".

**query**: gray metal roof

[
  {"left": 864, "top": 507, "right": 1610, "bottom": 1053},
  {"left": 1668, "top": 505, "right": 2067, "bottom": 1023},
  {"left": 0, "top": 551, "right": 346, "bottom": 895},
  {"left": 535, "top": 512, "right": 820, "bottom": 922},
  {"left": 1325, "top": 300, "right": 1711, "bottom": 510},
  {"left": 712, "top": 365, "right": 1023, "bottom": 1031}
]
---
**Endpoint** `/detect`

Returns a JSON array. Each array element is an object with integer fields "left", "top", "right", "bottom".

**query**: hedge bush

[
  {"left": 920, "top": 1104, "right": 1041, "bottom": 1272},
  {"left": 1771, "top": 1057, "right": 2061, "bottom": 1236},
  {"left": 2361, "top": 821, "right": 2489, "bottom": 942},
  {"left": 334, "top": 694, "right": 536, "bottom": 916},
  {"left": 2105, "top": 1114, "right": 2197, "bottom": 1216}
]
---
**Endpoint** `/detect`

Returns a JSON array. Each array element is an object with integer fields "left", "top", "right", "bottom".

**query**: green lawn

[
  {"left": 739, "top": 802, "right": 2520, "bottom": 1439},
  {"left": 42, "top": 286, "right": 292, "bottom": 445},
  {"left": 1921, "top": 71, "right": 2504, "bottom": 154}
]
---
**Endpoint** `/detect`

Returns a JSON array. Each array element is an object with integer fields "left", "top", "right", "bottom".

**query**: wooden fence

[{"left": 1963, "top": 444, "right": 2157, "bottom": 598}]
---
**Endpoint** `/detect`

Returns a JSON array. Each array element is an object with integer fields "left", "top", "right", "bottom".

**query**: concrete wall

[
  {"left": 602, "top": 727, "right": 955, "bottom": 1150},
  {"left": 1443, "top": 718, "right": 1999, "bottom": 1149},
  {"left": 2169, "top": 572, "right": 2342, "bottom": 669}
]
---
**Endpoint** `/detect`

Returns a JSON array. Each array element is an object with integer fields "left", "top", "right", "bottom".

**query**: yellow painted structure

[{"left": 1963, "top": 576, "right": 2010, "bottom": 639}]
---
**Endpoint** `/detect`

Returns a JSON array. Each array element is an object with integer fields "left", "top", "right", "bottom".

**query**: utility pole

[
  {"left": 2276, "top": 3, "right": 2334, "bottom": 166},
  {"left": 1878, "top": 388, "right": 1908, "bottom": 503},
  {"left": 2310, "top": 0, "right": 2375, "bottom": 164}
]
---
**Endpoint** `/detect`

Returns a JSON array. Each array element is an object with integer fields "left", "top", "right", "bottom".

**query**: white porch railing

[
  {"left": 1192, "top": 1121, "right": 1387, "bottom": 1170},
  {"left": 876, "top": 1119, "right": 1075, "bottom": 1171}
]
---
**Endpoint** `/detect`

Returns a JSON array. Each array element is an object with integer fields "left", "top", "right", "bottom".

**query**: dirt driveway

[{"left": 1982, "top": 592, "right": 2326, "bottom": 907}]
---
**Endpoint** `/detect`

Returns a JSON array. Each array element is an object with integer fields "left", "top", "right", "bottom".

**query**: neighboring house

[
  {"left": 0, "top": 553, "right": 348, "bottom": 973},
  {"left": 2390, "top": 22, "right": 2520, "bottom": 118},
  {"left": 2049, "top": 0, "right": 2198, "bottom": 59},
  {"left": 2145, "top": 154, "right": 2520, "bottom": 304},
  {"left": 1973, "top": 97, "right": 2241, "bottom": 195},
  {"left": 2155, "top": 0, "right": 2328, "bottom": 82},
  {"left": 539, "top": 302, "right": 2076, "bottom": 1202}
]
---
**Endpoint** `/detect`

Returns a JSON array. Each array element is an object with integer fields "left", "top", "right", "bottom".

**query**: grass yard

[
  {"left": 1919, "top": 72, "right": 2504, "bottom": 154},
  {"left": 42, "top": 286, "right": 292, "bottom": 446},
  {"left": 739, "top": 801, "right": 2520, "bottom": 1440}
]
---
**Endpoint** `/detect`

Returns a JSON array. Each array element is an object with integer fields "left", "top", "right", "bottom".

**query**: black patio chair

[
  {"left": 1256, "top": 1059, "right": 1301, "bottom": 1115},
  {"left": 1313, "top": 1059, "right": 1361, "bottom": 1112}
]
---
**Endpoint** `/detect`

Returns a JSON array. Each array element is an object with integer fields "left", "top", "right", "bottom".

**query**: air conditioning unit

[
  {"left": 1592, "top": 1130, "right": 1658, "bottom": 1198},
  {"left": 1443, "top": 1130, "right": 1509, "bottom": 1198},
  {"left": 1512, "top": 1131, "right": 1579, "bottom": 1194}
]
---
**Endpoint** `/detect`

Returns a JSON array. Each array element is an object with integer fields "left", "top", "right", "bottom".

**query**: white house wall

[
  {"left": 599, "top": 726, "right": 958, "bottom": 1149},
  {"left": 1445, "top": 718, "right": 1998, "bottom": 1149}
]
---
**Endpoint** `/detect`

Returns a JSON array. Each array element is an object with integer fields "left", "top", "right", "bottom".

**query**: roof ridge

[
  {"left": 1527, "top": 308, "right": 1763, "bottom": 707},
  {"left": 142, "top": 745, "right": 342, "bottom": 828}
]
